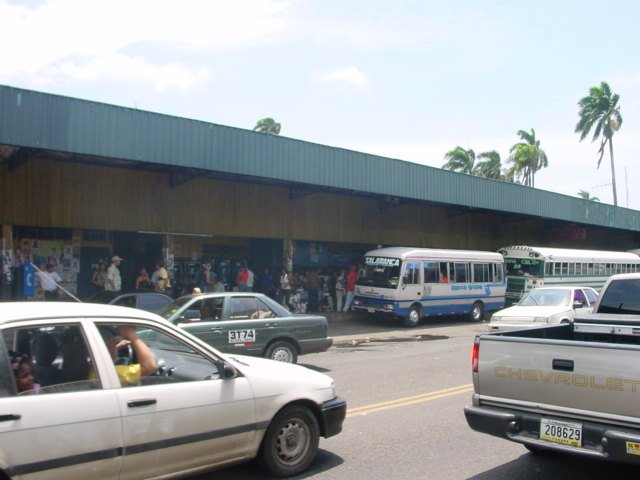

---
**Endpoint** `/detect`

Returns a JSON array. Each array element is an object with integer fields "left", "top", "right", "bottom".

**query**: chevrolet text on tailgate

[{"left": 464, "top": 273, "right": 640, "bottom": 464}]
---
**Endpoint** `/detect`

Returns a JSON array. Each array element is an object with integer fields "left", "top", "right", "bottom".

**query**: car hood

[
  {"left": 491, "top": 305, "right": 571, "bottom": 321},
  {"left": 225, "top": 353, "right": 335, "bottom": 398}
]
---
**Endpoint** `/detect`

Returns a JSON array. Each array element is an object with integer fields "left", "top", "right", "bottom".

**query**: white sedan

[
  {"left": 489, "top": 286, "right": 599, "bottom": 331},
  {"left": 0, "top": 302, "right": 346, "bottom": 479}
]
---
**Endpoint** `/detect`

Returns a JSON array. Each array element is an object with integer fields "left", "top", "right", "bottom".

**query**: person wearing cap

[{"left": 106, "top": 256, "right": 122, "bottom": 292}]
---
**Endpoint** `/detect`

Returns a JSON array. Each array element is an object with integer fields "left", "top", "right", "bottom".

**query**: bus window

[
  {"left": 403, "top": 262, "right": 420, "bottom": 285},
  {"left": 423, "top": 262, "right": 440, "bottom": 283},
  {"left": 472, "top": 263, "right": 490, "bottom": 283},
  {"left": 453, "top": 263, "right": 468, "bottom": 283},
  {"left": 545, "top": 263, "right": 553, "bottom": 276},
  {"left": 568, "top": 263, "right": 576, "bottom": 275},
  {"left": 493, "top": 263, "right": 504, "bottom": 283}
]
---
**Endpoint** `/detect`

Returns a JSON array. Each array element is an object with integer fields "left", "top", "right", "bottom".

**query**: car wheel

[
  {"left": 468, "top": 302, "right": 484, "bottom": 322},
  {"left": 258, "top": 404, "right": 320, "bottom": 478},
  {"left": 403, "top": 305, "right": 421, "bottom": 328},
  {"left": 265, "top": 341, "right": 298, "bottom": 364}
]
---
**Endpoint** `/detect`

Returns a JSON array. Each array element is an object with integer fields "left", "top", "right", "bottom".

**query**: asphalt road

[{"left": 194, "top": 314, "right": 640, "bottom": 479}]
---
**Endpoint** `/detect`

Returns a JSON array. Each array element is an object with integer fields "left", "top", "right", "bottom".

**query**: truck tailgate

[{"left": 477, "top": 336, "right": 640, "bottom": 420}]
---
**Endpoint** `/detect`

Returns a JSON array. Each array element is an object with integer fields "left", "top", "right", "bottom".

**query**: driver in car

[{"left": 101, "top": 325, "right": 157, "bottom": 386}]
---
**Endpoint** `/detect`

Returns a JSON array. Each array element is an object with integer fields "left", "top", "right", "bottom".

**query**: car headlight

[
  {"left": 490, "top": 316, "right": 502, "bottom": 323},
  {"left": 384, "top": 304, "right": 395, "bottom": 311},
  {"left": 353, "top": 299, "right": 362, "bottom": 306}
]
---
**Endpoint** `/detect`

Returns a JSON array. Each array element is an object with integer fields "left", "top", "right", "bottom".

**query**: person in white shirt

[
  {"left": 38, "top": 263, "right": 62, "bottom": 301},
  {"left": 106, "top": 256, "right": 123, "bottom": 292}
]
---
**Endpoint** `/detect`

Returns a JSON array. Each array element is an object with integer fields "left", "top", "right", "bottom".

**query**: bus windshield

[
  {"left": 357, "top": 256, "right": 402, "bottom": 289},
  {"left": 505, "top": 258, "right": 544, "bottom": 277}
]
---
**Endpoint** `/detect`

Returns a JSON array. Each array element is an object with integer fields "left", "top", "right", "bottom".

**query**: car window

[
  {"left": 573, "top": 289, "right": 586, "bottom": 306},
  {"left": 584, "top": 288, "right": 598, "bottom": 305},
  {"left": 598, "top": 279, "right": 640, "bottom": 314},
  {"left": 99, "top": 323, "right": 221, "bottom": 386},
  {"left": 1, "top": 324, "right": 99, "bottom": 396},
  {"left": 255, "top": 298, "right": 277, "bottom": 319},
  {"left": 113, "top": 295, "right": 136, "bottom": 308},
  {"left": 138, "top": 294, "right": 171, "bottom": 312},
  {"left": 228, "top": 297, "right": 261, "bottom": 320}
]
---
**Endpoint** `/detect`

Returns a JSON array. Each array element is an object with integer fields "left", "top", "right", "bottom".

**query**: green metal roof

[{"left": 1, "top": 84, "right": 639, "bottom": 231}]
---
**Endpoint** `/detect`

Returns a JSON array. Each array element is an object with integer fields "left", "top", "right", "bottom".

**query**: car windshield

[
  {"left": 518, "top": 288, "right": 571, "bottom": 307},
  {"left": 156, "top": 296, "right": 193, "bottom": 319}
]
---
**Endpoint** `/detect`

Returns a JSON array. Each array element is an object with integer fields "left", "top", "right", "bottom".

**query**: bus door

[{"left": 401, "top": 260, "right": 422, "bottom": 302}]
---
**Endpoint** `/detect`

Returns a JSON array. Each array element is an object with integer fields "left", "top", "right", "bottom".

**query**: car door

[
  {"left": 0, "top": 320, "right": 123, "bottom": 479},
  {"left": 95, "top": 320, "right": 256, "bottom": 479},
  {"left": 216, "top": 296, "right": 280, "bottom": 356},
  {"left": 573, "top": 288, "right": 593, "bottom": 316}
]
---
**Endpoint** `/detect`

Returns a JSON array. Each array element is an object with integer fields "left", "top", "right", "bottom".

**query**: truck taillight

[{"left": 472, "top": 338, "right": 479, "bottom": 373}]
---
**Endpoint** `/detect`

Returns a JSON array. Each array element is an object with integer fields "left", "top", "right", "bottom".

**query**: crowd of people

[{"left": 84, "top": 256, "right": 361, "bottom": 313}]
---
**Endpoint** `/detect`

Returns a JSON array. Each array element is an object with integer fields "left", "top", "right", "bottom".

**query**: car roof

[
  {"left": 533, "top": 286, "right": 595, "bottom": 290},
  {"left": 0, "top": 301, "right": 162, "bottom": 324},
  {"left": 179, "top": 292, "right": 269, "bottom": 300}
]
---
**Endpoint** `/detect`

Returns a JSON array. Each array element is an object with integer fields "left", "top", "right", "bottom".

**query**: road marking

[{"left": 346, "top": 384, "right": 473, "bottom": 417}]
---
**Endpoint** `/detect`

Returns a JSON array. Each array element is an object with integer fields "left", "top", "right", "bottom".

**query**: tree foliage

[
  {"left": 253, "top": 117, "right": 282, "bottom": 135},
  {"left": 577, "top": 190, "right": 600, "bottom": 202},
  {"left": 442, "top": 147, "right": 476, "bottom": 174},
  {"left": 508, "top": 128, "right": 548, "bottom": 187},
  {"left": 575, "top": 81, "right": 622, "bottom": 205}
]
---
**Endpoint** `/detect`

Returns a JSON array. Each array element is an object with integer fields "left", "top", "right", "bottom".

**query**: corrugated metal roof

[{"left": 1, "top": 84, "right": 639, "bottom": 231}]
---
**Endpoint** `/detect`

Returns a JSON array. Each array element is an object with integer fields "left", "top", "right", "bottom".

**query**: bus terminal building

[{"left": 1, "top": 85, "right": 639, "bottom": 300}]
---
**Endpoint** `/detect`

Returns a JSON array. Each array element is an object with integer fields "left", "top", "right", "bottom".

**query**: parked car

[
  {"left": 85, "top": 290, "right": 174, "bottom": 312},
  {"left": 488, "top": 285, "right": 599, "bottom": 331},
  {"left": 0, "top": 302, "right": 346, "bottom": 479},
  {"left": 155, "top": 292, "right": 333, "bottom": 363}
]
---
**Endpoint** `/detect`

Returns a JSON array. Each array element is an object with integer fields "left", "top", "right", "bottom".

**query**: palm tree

[
  {"left": 508, "top": 128, "right": 548, "bottom": 187},
  {"left": 442, "top": 146, "right": 476, "bottom": 174},
  {"left": 575, "top": 81, "right": 623, "bottom": 206},
  {"left": 473, "top": 151, "right": 502, "bottom": 179},
  {"left": 577, "top": 190, "right": 600, "bottom": 202},
  {"left": 253, "top": 118, "right": 281, "bottom": 135}
]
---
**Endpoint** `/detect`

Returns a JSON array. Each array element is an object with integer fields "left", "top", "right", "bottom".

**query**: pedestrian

[
  {"left": 261, "top": 268, "right": 275, "bottom": 298},
  {"left": 236, "top": 265, "right": 249, "bottom": 292},
  {"left": 38, "top": 263, "right": 63, "bottom": 301},
  {"left": 154, "top": 261, "right": 171, "bottom": 292},
  {"left": 135, "top": 267, "right": 152, "bottom": 289},
  {"left": 335, "top": 269, "right": 346, "bottom": 312},
  {"left": 211, "top": 273, "right": 225, "bottom": 292},
  {"left": 246, "top": 264, "right": 255, "bottom": 292},
  {"left": 91, "top": 262, "right": 108, "bottom": 292},
  {"left": 342, "top": 265, "right": 358, "bottom": 312},
  {"left": 105, "top": 256, "right": 123, "bottom": 292},
  {"left": 280, "top": 268, "right": 292, "bottom": 309},
  {"left": 306, "top": 268, "right": 320, "bottom": 312},
  {"left": 199, "top": 262, "right": 214, "bottom": 292}
]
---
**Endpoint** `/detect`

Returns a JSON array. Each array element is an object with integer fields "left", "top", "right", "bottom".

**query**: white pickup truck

[{"left": 464, "top": 272, "right": 640, "bottom": 463}]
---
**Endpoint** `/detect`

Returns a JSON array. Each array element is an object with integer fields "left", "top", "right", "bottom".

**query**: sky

[{"left": 1, "top": 0, "right": 639, "bottom": 210}]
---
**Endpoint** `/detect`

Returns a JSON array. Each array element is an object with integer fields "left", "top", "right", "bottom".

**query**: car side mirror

[
  {"left": 573, "top": 300, "right": 584, "bottom": 308},
  {"left": 220, "top": 361, "right": 238, "bottom": 380}
]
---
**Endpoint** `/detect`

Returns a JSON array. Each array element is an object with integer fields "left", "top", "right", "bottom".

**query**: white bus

[
  {"left": 498, "top": 245, "right": 640, "bottom": 305},
  {"left": 352, "top": 247, "right": 506, "bottom": 327}
]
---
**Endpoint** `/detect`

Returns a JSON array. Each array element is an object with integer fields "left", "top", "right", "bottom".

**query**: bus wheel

[
  {"left": 403, "top": 305, "right": 421, "bottom": 328},
  {"left": 468, "top": 302, "right": 484, "bottom": 322}
]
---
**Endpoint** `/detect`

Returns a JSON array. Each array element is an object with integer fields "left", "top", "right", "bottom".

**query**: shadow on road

[{"left": 468, "top": 450, "right": 639, "bottom": 479}]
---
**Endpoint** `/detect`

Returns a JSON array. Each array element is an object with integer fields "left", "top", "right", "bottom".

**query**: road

[{"left": 195, "top": 315, "right": 639, "bottom": 479}]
